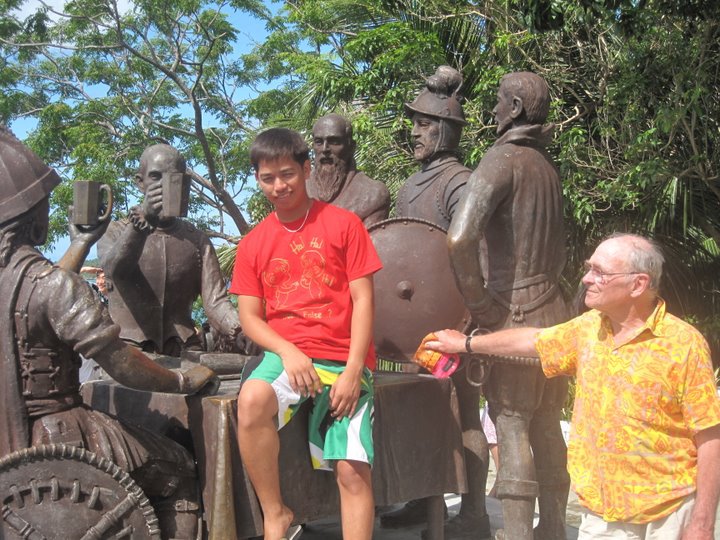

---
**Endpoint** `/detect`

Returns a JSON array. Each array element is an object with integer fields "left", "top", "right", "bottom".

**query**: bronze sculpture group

[
  {"left": 0, "top": 66, "right": 571, "bottom": 540},
  {"left": 381, "top": 66, "right": 491, "bottom": 538},
  {"left": 0, "top": 127, "right": 218, "bottom": 539}
]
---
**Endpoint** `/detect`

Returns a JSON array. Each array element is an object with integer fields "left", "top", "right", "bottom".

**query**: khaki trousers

[{"left": 578, "top": 494, "right": 695, "bottom": 539}]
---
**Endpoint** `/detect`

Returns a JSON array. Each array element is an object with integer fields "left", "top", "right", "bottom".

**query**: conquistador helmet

[
  {"left": 0, "top": 126, "right": 60, "bottom": 225},
  {"left": 405, "top": 65, "right": 467, "bottom": 154}
]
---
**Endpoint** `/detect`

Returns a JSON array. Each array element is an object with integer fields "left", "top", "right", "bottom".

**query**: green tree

[
  {"left": 243, "top": 0, "right": 720, "bottom": 352},
  {"left": 3, "top": 0, "right": 719, "bottom": 355},
  {"left": 0, "top": 0, "right": 272, "bottom": 244}
]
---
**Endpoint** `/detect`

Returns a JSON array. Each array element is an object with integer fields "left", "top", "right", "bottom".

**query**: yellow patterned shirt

[{"left": 536, "top": 300, "right": 720, "bottom": 523}]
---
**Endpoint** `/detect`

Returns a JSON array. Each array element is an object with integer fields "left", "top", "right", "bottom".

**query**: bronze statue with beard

[
  {"left": 306, "top": 113, "right": 390, "bottom": 227},
  {"left": 0, "top": 126, "right": 218, "bottom": 539},
  {"left": 380, "top": 66, "right": 492, "bottom": 539},
  {"left": 448, "top": 72, "right": 571, "bottom": 540}
]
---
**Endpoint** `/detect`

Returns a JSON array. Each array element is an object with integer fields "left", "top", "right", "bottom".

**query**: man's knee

[
  {"left": 335, "top": 460, "right": 372, "bottom": 495},
  {"left": 237, "top": 380, "right": 277, "bottom": 429}
]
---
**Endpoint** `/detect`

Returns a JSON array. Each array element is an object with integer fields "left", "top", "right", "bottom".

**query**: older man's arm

[
  {"left": 425, "top": 327, "right": 542, "bottom": 358},
  {"left": 682, "top": 423, "right": 720, "bottom": 540}
]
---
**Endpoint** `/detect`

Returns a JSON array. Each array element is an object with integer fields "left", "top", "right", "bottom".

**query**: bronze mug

[
  {"left": 160, "top": 172, "right": 190, "bottom": 219},
  {"left": 72, "top": 181, "right": 113, "bottom": 226}
]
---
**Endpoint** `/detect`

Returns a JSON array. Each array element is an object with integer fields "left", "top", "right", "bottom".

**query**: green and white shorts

[{"left": 245, "top": 351, "right": 375, "bottom": 471}]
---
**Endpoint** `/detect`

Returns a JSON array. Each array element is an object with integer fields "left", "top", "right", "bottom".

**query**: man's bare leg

[
  {"left": 237, "top": 379, "right": 294, "bottom": 540},
  {"left": 335, "top": 459, "right": 374, "bottom": 540}
]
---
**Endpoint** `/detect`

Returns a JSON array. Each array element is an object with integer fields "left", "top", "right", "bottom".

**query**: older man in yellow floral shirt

[{"left": 426, "top": 233, "right": 720, "bottom": 540}]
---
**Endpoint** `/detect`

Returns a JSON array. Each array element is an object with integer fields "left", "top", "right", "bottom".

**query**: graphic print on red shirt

[{"left": 230, "top": 201, "right": 383, "bottom": 369}]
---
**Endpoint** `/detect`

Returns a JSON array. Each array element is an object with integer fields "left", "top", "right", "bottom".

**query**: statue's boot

[
  {"left": 533, "top": 466, "right": 570, "bottom": 540},
  {"left": 152, "top": 480, "right": 201, "bottom": 540},
  {"left": 495, "top": 479, "right": 537, "bottom": 540},
  {"left": 422, "top": 511, "right": 492, "bottom": 539}
]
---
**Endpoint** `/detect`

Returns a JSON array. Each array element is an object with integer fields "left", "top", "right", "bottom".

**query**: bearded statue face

[{"left": 310, "top": 115, "right": 354, "bottom": 202}]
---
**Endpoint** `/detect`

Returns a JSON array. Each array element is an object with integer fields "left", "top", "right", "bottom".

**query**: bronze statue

[
  {"left": 447, "top": 72, "right": 571, "bottom": 540},
  {"left": 381, "top": 66, "right": 492, "bottom": 539},
  {"left": 0, "top": 126, "right": 218, "bottom": 539},
  {"left": 306, "top": 113, "right": 390, "bottom": 227},
  {"left": 98, "top": 144, "right": 247, "bottom": 356},
  {"left": 394, "top": 66, "right": 469, "bottom": 231}
]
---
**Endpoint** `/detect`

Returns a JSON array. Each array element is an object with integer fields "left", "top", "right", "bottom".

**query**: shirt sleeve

[
  {"left": 344, "top": 213, "right": 383, "bottom": 281},
  {"left": 229, "top": 233, "right": 263, "bottom": 297},
  {"left": 39, "top": 267, "right": 122, "bottom": 359},
  {"left": 678, "top": 332, "right": 720, "bottom": 434},
  {"left": 535, "top": 315, "right": 584, "bottom": 377}
]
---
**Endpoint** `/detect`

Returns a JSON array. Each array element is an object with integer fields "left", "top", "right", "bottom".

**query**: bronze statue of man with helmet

[
  {"left": 381, "top": 66, "right": 493, "bottom": 539},
  {"left": 447, "top": 71, "right": 571, "bottom": 540},
  {"left": 394, "top": 65, "right": 471, "bottom": 231},
  {"left": 0, "top": 126, "right": 218, "bottom": 539}
]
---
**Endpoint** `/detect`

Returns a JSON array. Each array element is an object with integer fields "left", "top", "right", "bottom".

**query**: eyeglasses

[{"left": 582, "top": 262, "right": 641, "bottom": 285}]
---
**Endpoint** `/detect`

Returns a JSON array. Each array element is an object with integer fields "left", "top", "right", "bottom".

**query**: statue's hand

[
  {"left": 179, "top": 365, "right": 220, "bottom": 395},
  {"left": 234, "top": 332, "right": 261, "bottom": 356},
  {"left": 141, "top": 181, "right": 163, "bottom": 222},
  {"left": 470, "top": 301, "right": 505, "bottom": 328},
  {"left": 67, "top": 205, "right": 111, "bottom": 246}
]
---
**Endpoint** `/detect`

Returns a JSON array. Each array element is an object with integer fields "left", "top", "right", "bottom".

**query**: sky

[{"left": 9, "top": 0, "right": 275, "bottom": 262}]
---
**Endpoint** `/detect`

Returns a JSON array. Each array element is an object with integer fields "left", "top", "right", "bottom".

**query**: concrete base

[{"left": 301, "top": 493, "right": 579, "bottom": 539}]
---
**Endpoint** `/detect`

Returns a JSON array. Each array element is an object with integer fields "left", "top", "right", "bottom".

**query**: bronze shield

[{"left": 369, "top": 217, "right": 470, "bottom": 363}]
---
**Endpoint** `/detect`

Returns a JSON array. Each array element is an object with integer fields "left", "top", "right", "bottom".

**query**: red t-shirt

[{"left": 230, "top": 201, "right": 383, "bottom": 369}]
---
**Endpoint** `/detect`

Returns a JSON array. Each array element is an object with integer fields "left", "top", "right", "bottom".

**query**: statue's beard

[{"left": 312, "top": 160, "right": 349, "bottom": 202}]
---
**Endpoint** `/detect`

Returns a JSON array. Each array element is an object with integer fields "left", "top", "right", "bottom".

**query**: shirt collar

[
  {"left": 645, "top": 298, "right": 667, "bottom": 337},
  {"left": 599, "top": 297, "right": 667, "bottom": 343}
]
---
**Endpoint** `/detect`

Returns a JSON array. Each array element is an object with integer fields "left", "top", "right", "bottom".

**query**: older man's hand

[{"left": 424, "top": 329, "right": 467, "bottom": 355}]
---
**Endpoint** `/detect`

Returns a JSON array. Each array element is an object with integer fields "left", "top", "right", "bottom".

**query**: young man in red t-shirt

[{"left": 230, "top": 128, "right": 382, "bottom": 540}]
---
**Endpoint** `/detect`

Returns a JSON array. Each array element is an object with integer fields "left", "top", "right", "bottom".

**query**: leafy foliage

[
  {"left": 2, "top": 0, "right": 720, "bottom": 360},
  {"left": 241, "top": 0, "right": 720, "bottom": 359},
  {"left": 0, "top": 0, "right": 273, "bottom": 244}
]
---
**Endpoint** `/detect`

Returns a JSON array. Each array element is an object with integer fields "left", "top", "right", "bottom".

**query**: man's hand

[
  {"left": 329, "top": 367, "right": 362, "bottom": 419},
  {"left": 424, "top": 329, "right": 467, "bottom": 354},
  {"left": 58, "top": 206, "right": 112, "bottom": 272},
  {"left": 141, "top": 181, "right": 163, "bottom": 222},
  {"left": 281, "top": 349, "right": 322, "bottom": 397},
  {"left": 179, "top": 364, "right": 220, "bottom": 395}
]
